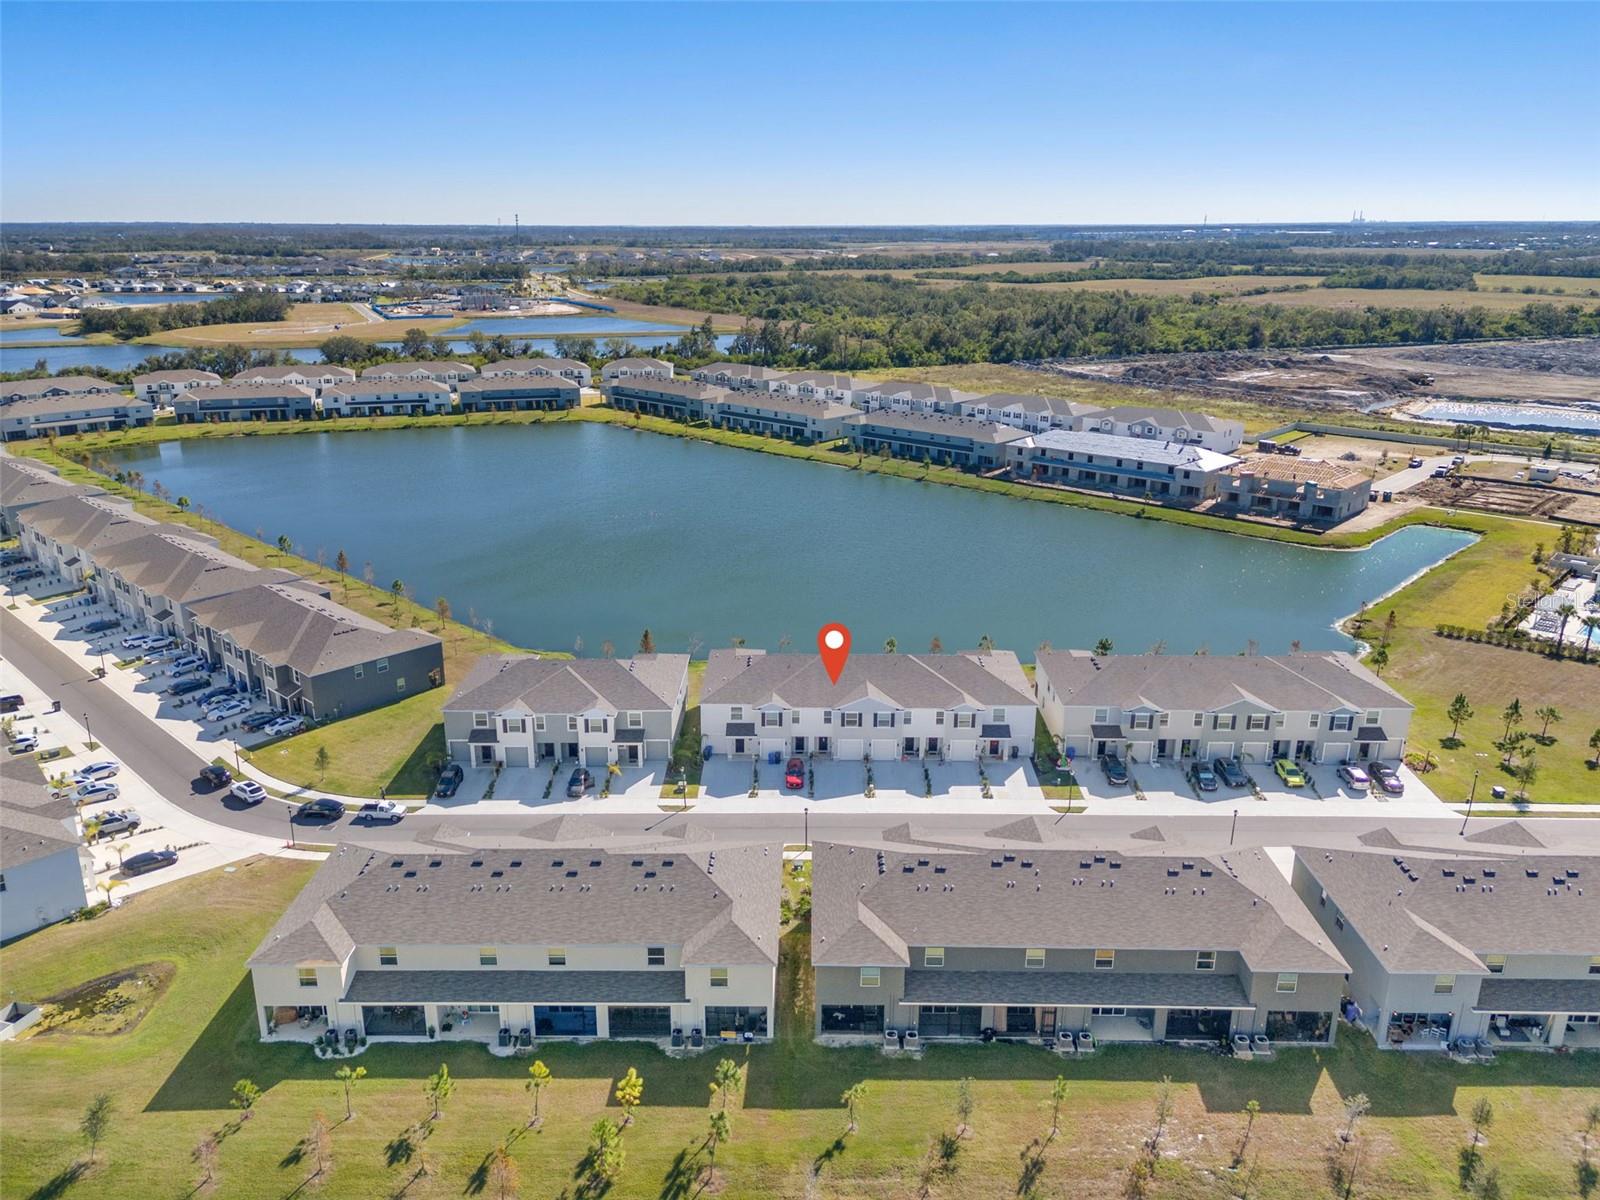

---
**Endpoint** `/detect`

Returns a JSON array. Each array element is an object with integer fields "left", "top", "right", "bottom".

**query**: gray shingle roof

[
  {"left": 702, "top": 650, "right": 1033, "bottom": 710},
  {"left": 344, "top": 969, "right": 687, "bottom": 1005},
  {"left": 16, "top": 494, "right": 165, "bottom": 554},
  {"left": 180, "top": 382, "right": 317, "bottom": 403},
  {"left": 249, "top": 844, "right": 780, "bottom": 967},
  {"left": 812, "top": 841, "right": 1347, "bottom": 974},
  {"left": 230, "top": 366, "right": 355, "bottom": 383},
  {"left": 1, "top": 458, "right": 104, "bottom": 510},
  {"left": 480, "top": 357, "right": 588, "bottom": 377},
  {"left": 0, "top": 376, "right": 121, "bottom": 401},
  {"left": 93, "top": 531, "right": 292, "bottom": 604},
  {"left": 0, "top": 757, "right": 83, "bottom": 871},
  {"left": 1022, "top": 429, "right": 1240, "bottom": 471},
  {"left": 133, "top": 369, "right": 221, "bottom": 386},
  {"left": 1473, "top": 977, "right": 1600, "bottom": 1015},
  {"left": 1036, "top": 650, "right": 1410, "bottom": 714},
  {"left": 902, "top": 969, "right": 1254, "bottom": 1008},
  {"left": 847, "top": 409, "right": 1032, "bottom": 444},
  {"left": 359, "top": 361, "right": 476, "bottom": 379},
  {"left": 447, "top": 654, "right": 688, "bottom": 715},
  {"left": 1295, "top": 848, "right": 1600, "bottom": 972},
  {"left": 323, "top": 380, "right": 452, "bottom": 398},
  {"left": 708, "top": 392, "right": 855, "bottom": 421}
]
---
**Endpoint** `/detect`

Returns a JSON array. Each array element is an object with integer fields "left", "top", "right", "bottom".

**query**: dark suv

[{"left": 435, "top": 762, "right": 464, "bottom": 798}]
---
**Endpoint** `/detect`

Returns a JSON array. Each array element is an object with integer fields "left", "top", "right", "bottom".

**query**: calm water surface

[{"left": 103, "top": 425, "right": 1474, "bottom": 658}]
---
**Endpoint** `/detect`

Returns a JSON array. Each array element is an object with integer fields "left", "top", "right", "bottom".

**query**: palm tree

[
  {"left": 1094, "top": 637, "right": 1114, "bottom": 656},
  {"left": 1556, "top": 603, "right": 1579, "bottom": 656},
  {"left": 1581, "top": 615, "right": 1600, "bottom": 662}
]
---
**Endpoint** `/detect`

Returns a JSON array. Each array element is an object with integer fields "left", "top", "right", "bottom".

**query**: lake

[
  {"left": 102, "top": 424, "right": 1475, "bottom": 659},
  {"left": 0, "top": 325, "right": 85, "bottom": 344}
]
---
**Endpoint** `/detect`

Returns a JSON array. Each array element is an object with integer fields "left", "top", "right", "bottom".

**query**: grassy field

[
  {"left": 1224, "top": 287, "right": 1600, "bottom": 312},
  {"left": 987, "top": 274, "right": 1322, "bottom": 297},
  {"left": 572, "top": 293, "right": 750, "bottom": 332},
  {"left": 1474, "top": 274, "right": 1600, "bottom": 298},
  {"left": 1345, "top": 513, "right": 1600, "bottom": 805},
  {"left": 135, "top": 302, "right": 462, "bottom": 349},
  {"left": 2, "top": 859, "right": 1597, "bottom": 1200}
]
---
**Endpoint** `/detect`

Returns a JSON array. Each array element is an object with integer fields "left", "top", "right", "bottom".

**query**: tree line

[{"left": 75, "top": 291, "right": 292, "bottom": 340}]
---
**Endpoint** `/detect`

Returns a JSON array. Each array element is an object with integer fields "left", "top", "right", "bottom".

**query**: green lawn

[{"left": 3, "top": 861, "right": 1597, "bottom": 1200}]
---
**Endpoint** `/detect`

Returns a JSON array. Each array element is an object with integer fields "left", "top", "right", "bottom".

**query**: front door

[
  {"left": 816, "top": 737, "right": 830, "bottom": 755},
  {"left": 903, "top": 737, "right": 917, "bottom": 757},
  {"left": 927, "top": 737, "right": 941, "bottom": 756},
  {"left": 1357, "top": 742, "right": 1373, "bottom": 760},
  {"left": 1157, "top": 739, "right": 1170, "bottom": 759},
  {"left": 733, "top": 737, "right": 746, "bottom": 755},
  {"left": 792, "top": 737, "right": 806, "bottom": 754},
  {"left": 477, "top": 745, "right": 494, "bottom": 765},
  {"left": 564, "top": 742, "right": 579, "bottom": 759},
  {"left": 620, "top": 744, "right": 640, "bottom": 766},
  {"left": 1040, "top": 1007, "right": 1058, "bottom": 1038},
  {"left": 988, "top": 739, "right": 1001, "bottom": 757}
]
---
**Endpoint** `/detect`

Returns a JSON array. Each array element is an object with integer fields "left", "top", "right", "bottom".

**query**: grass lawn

[
  {"left": 992, "top": 274, "right": 1323, "bottom": 297},
  {"left": 1347, "top": 513, "right": 1600, "bottom": 804},
  {"left": 1474, "top": 274, "right": 1600, "bottom": 298},
  {"left": 139, "top": 303, "right": 462, "bottom": 348},
  {"left": 3, "top": 861, "right": 1598, "bottom": 1200}
]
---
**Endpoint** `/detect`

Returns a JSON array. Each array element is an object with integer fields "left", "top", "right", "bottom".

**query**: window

[
  {"left": 353, "top": 664, "right": 364, "bottom": 679},
  {"left": 1246, "top": 714, "right": 1269, "bottom": 732},
  {"left": 566, "top": 716, "right": 577, "bottom": 732},
  {"left": 298, "top": 967, "right": 318, "bottom": 988},
  {"left": 935, "top": 710, "right": 945, "bottom": 725},
  {"left": 534, "top": 716, "right": 546, "bottom": 732},
  {"left": 1025, "top": 948, "right": 1046, "bottom": 969},
  {"left": 584, "top": 716, "right": 607, "bottom": 733},
  {"left": 1330, "top": 713, "right": 1354, "bottom": 732},
  {"left": 824, "top": 710, "right": 833, "bottom": 724},
  {"left": 840, "top": 712, "right": 862, "bottom": 727},
  {"left": 859, "top": 966, "right": 881, "bottom": 987},
  {"left": 1213, "top": 714, "right": 1237, "bottom": 731},
  {"left": 1275, "top": 973, "right": 1298, "bottom": 994},
  {"left": 789, "top": 710, "right": 800, "bottom": 725},
  {"left": 953, "top": 712, "right": 975, "bottom": 728},
  {"left": 502, "top": 718, "right": 525, "bottom": 733},
  {"left": 1589, "top": 956, "right": 1600, "bottom": 976},
  {"left": 873, "top": 711, "right": 895, "bottom": 727},
  {"left": 1309, "top": 713, "right": 1320, "bottom": 728},
  {"left": 923, "top": 947, "right": 945, "bottom": 968},
  {"left": 376, "top": 658, "right": 389, "bottom": 674},
  {"left": 730, "top": 706, "right": 744, "bottom": 722},
  {"left": 1094, "top": 708, "right": 1111, "bottom": 724},
  {"left": 1364, "top": 710, "right": 1380, "bottom": 725},
  {"left": 992, "top": 707, "right": 1005, "bottom": 722},
  {"left": 647, "top": 946, "right": 665, "bottom": 967},
  {"left": 473, "top": 712, "right": 489, "bottom": 729},
  {"left": 1484, "top": 954, "right": 1506, "bottom": 974},
  {"left": 1094, "top": 949, "right": 1115, "bottom": 970},
  {"left": 548, "top": 948, "right": 567, "bottom": 966},
  {"left": 379, "top": 947, "right": 398, "bottom": 966},
  {"left": 1434, "top": 975, "right": 1455, "bottom": 994},
  {"left": 1195, "top": 951, "right": 1216, "bottom": 972},
  {"left": 709, "top": 967, "right": 729, "bottom": 988},
  {"left": 1130, "top": 713, "right": 1153, "bottom": 731},
  {"left": 1193, "top": 713, "right": 1204, "bottom": 727},
  {"left": 479, "top": 947, "right": 498, "bottom": 966},
  {"left": 761, "top": 711, "right": 783, "bottom": 727}
]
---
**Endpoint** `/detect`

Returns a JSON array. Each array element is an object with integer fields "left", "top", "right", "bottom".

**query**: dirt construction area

[{"left": 1409, "top": 472, "right": 1600, "bottom": 523}]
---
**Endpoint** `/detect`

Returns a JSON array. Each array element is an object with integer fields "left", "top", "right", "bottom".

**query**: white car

[
  {"left": 169, "top": 656, "right": 207, "bottom": 675},
  {"left": 263, "top": 716, "right": 305, "bottom": 737},
  {"left": 205, "top": 698, "right": 250, "bottom": 721},
  {"left": 73, "top": 761, "right": 120, "bottom": 782},
  {"left": 72, "top": 781, "right": 121, "bottom": 804},
  {"left": 358, "top": 799, "right": 405, "bottom": 822},
  {"left": 7, "top": 734, "right": 39, "bottom": 754},
  {"left": 229, "top": 779, "right": 267, "bottom": 805},
  {"left": 142, "top": 637, "right": 177, "bottom": 653},
  {"left": 121, "top": 633, "right": 155, "bottom": 650}
]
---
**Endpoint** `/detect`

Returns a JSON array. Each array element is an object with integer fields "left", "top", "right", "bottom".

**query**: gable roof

[
  {"left": 446, "top": 654, "right": 689, "bottom": 714},
  {"left": 0, "top": 756, "right": 83, "bottom": 871},
  {"left": 359, "top": 361, "right": 476, "bottom": 378},
  {"left": 91, "top": 530, "right": 291, "bottom": 604},
  {"left": 0, "top": 376, "right": 121, "bottom": 401},
  {"left": 249, "top": 843, "right": 781, "bottom": 967},
  {"left": 15, "top": 494, "right": 167, "bottom": 554},
  {"left": 701, "top": 649, "right": 1034, "bottom": 710},
  {"left": 0, "top": 457, "right": 105, "bottom": 511},
  {"left": 230, "top": 365, "right": 355, "bottom": 383}
]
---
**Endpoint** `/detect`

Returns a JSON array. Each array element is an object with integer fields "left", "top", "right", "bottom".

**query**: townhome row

[
  {"left": 3, "top": 457, "right": 444, "bottom": 722},
  {"left": 249, "top": 836, "right": 1596, "bottom": 1055},
  {"left": 0, "top": 391, "right": 154, "bottom": 441},
  {"left": 1, "top": 756, "right": 94, "bottom": 943}
]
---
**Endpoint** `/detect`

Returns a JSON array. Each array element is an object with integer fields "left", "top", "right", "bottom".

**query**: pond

[
  {"left": 102, "top": 424, "right": 1475, "bottom": 659},
  {"left": 0, "top": 344, "right": 327, "bottom": 373},
  {"left": 0, "top": 324, "right": 85, "bottom": 344},
  {"left": 444, "top": 316, "right": 701, "bottom": 337}
]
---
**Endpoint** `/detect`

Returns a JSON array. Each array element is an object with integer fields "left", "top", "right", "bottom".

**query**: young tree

[
  {"left": 176, "top": 495, "right": 191, "bottom": 512},
  {"left": 954, "top": 1076, "right": 975, "bottom": 1138},
  {"left": 638, "top": 628, "right": 656, "bottom": 654},
  {"left": 705, "top": 1109, "right": 732, "bottom": 1188},
  {"left": 526, "top": 1060, "right": 551, "bottom": 1128},
  {"left": 977, "top": 633, "right": 995, "bottom": 653},
  {"left": 1513, "top": 752, "right": 1539, "bottom": 800},
  {"left": 1093, "top": 637, "right": 1114, "bottom": 656},
  {"left": 1234, "top": 1099, "right": 1261, "bottom": 1168},
  {"left": 1048, "top": 1075, "right": 1069, "bottom": 1141},
  {"left": 1501, "top": 699, "right": 1524, "bottom": 741},
  {"left": 601, "top": 639, "right": 616, "bottom": 659},
  {"left": 1473, "top": 1166, "right": 1503, "bottom": 1200},
  {"left": 314, "top": 745, "right": 331, "bottom": 781},
  {"left": 276, "top": 534, "right": 291, "bottom": 557},
  {"left": 80, "top": 1093, "right": 113, "bottom": 1163},
  {"left": 710, "top": 1057, "right": 741, "bottom": 1112},
  {"left": 841, "top": 1081, "right": 867, "bottom": 1133},
  {"left": 614, "top": 1067, "right": 644, "bottom": 1126},
  {"left": 1149, "top": 1076, "right": 1175, "bottom": 1153},
  {"left": 1447, "top": 693, "right": 1474, "bottom": 741},
  {"left": 230, "top": 1078, "right": 261, "bottom": 1118},
  {"left": 334, "top": 1063, "right": 366, "bottom": 1120},
  {"left": 1535, "top": 705, "right": 1562, "bottom": 741},
  {"left": 1462, "top": 1097, "right": 1493, "bottom": 1183},
  {"left": 389, "top": 579, "right": 405, "bottom": 609},
  {"left": 308, "top": 1110, "right": 333, "bottom": 1180},
  {"left": 489, "top": 1143, "right": 520, "bottom": 1200},
  {"left": 929, "top": 635, "right": 944, "bottom": 653},
  {"left": 1341, "top": 1092, "right": 1371, "bottom": 1143},
  {"left": 883, "top": 636, "right": 897, "bottom": 654},
  {"left": 1590, "top": 727, "right": 1600, "bottom": 769},
  {"left": 588, "top": 1119, "right": 625, "bottom": 1183},
  {"left": 425, "top": 1063, "right": 454, "bottom": 1122},
  {"left": 335, "top": 550, "right": 349, "bottom": 596},
  {"left": 193, "top": 1133, "right": 219, "bottom": 1195},
  {"left": 435, "top": 597, "right": 451, "bottom": 631}
]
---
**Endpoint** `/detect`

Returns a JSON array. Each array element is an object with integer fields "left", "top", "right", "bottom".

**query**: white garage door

[
  {"left": 1241, "top": 742, "right": 1270, "bottom": 763},
  {"left": 1319, "top": 742, "right": 1350, "bottom": 764},
  {"left": 869, "top": 738, "right": 898, "bottom": 761},
  {"left": 1206, "top": 741, "right": 1235, "bottom": 759},
  {"left": 835, "top": 739, "right": 864, "bottom": 761},
  {"left": 504, "top": 746, "right": 530, "bottom": 768}
]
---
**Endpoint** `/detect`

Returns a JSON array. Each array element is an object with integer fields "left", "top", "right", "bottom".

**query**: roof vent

[
  {"left": 991, "top": 860, "right": 1003, "bottom": 868},
  {"left": 1568, "top": 869, "right": 1581, "bottom": 879},
  {"left": 589, "top": 860, "right": 602, "bottom": 868},
  {"left": 1199, "top": 868, "right": 1213, "bottom": 878},
  {"left": 509, "top": 860, "right": 522, "bottom": 868},
  {"left": 1442, "top": 868, "right": 1455, "bottom": 878},
  {"left": 565, "top": 870, "right": 578, "bottom": 878},
  {"left": 552, "top": 859, "right": 565, "bottom": 868},
  {"left": 934, "top": 865, "right": 947, "bottom": 874},
  {"left": 662, "top": 859, "right": 674, "bottom": 867},
  {"left": 917, "top": 859, "right": 930, "bottom": 867},
  {"left": 1094, "top": 855, "right": 1106, "bottom": 864},
  {"left": 470, "top": 860, "right": 483, "bottom": 868},
  {"left": 390, "top": 860, "right": 404, "bottom": 869},
  {"left": 1181, "top": 862, "right": 1194, "bottom": 870},
  {"left": 644, "top": 871, "right": 657, "bottom": 879},
  {"left": 632, "top": 859, "right": 644, "bottom": 867},
  {"left": 1020, "top": 860, "right": 1033, "bottom": 869},
  {"left": 1109, "top": 861, "right": 1122, "bottom": 870},
  {"left": 1527, "top": 868, "right": 1540, "bottom": 878},
  {"left": 428, "top": 859, "right": 442, "bottom": 868},
  {"left": 1167, "top": 868, "right": 1180, "bottom": 878},
  {"left": 491, "top": 870, "right": 504, "bottom": 878},
  {"left": 1080, "top": 859, "right": 1093, "bottom": 869},
  {"left": 1482, "top": 868, "right": 1496, "bottom": 878},
  {"left": 403, "top": 870, "right": 416, "bottom": 878}
]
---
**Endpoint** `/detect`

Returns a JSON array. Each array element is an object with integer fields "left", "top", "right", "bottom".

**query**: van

[{"left": 0, "top": 694, "right": 24, "bottom": 714}]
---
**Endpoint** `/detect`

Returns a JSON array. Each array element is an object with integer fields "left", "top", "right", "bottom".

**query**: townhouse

[
  {"left": 89, "top": 530, "right": 297, "bottom": 639},
  {"left": 0, "top": 393, "right": 154, "bottom": 441},
  {"left": 444, "top": 653, "right": 690, "bottom": 770},
  {"left": 768, "top": 371, "right": 873, "bottom": 407},
  {"left": 704, "top": 390, "right": 855, "bottom": 443},
  {"left": 604, "top": 376, "right": 726, "bottom": 422},
  {"left": 689, "top": 362, "right": 788, "bottom": 391},
  {"left": 0, "top": 376, "right": 124, "bottom": 406},
  {"left": 699, "top": 649, "right": 1036, "bottom": 763},
  {"left": 230, "top": 364, "right": 356, "bottom": 396},
  {"left": 248, "top": 842, "right": 780, "bottom": 1043},
  {"left": 457, "top": 375, "right": 580, "bottom": 413},
  {"left": 187, "top": 581, "right": 445, "bottom": 720},
  {"left": 846, "top": 409, "right": 1031, "bottom": 470},
  {"left": 956, "top": 392, "right": 1102, "bottom": 434},
  {"left": 1033, "top": 650, "right": 1413, "bottom": 765},
  {"left": 359, "top": 360, "right": 478, "bottom": 387},
  {"left": 173, "top": 382, "right": 316, "bottom": 423},
  {"left": 854, "top": 380, "right": 979, "bottom": 415},
  {"left": 1083, "top": 405, "right": 1246, "bottom": 454},
  {"left": 132, "top": 368, "right": 221, "bottom": 404},
  {"left": 0, "top": 457, "right": 104, "bottom": 536},
  {"left": 1218, "top": 456, "right": 1372, "bottom": 524},
  {"left": 479, "top": 356, "right": 593, "bottom": 387},
  {"left": 812, "top": 841, "right": 1348, "bottom": 1045},
  {"left": 1292, "top": 848, "right": 1600, "bottom": 1051},
  {"left": 599, "top": 357, "right": 673, "bottom": 384},
  {"left": 321, "top": 379, "right": 453, "bottom": 417},
  {"left": 1008, "top": 429, "right": 1240, "bottom": 503},
  {"left": 15, "top": 493, "right": 165, "bottom": 581},
  {"left": 0, "top": 757, "right": 93, "bottom": 944}
]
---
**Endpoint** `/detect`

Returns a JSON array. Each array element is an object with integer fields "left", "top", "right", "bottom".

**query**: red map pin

[{"left": 817, "top": 623, "right": 852, "bottom": 684}]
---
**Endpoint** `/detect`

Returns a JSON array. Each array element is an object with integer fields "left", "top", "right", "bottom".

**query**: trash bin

[{"left": 703, "top": 745, "right": 713, "bottom": 761}]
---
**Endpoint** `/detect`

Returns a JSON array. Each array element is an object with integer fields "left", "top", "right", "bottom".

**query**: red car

[{"left": 784, "top": 757, "right": 805, "bottom": 790}]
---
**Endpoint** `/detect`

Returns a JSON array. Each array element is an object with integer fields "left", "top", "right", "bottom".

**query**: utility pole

[
  {"left": 1459, "top": 770, "right": 1480, "bottom": 835},
  {"left": 1229, "top": 808, "right": 1238, "bottom": 846}
]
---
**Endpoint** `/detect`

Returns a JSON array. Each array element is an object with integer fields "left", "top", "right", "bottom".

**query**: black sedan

[
  {"left": 1213, "top": 758, "right": 1250, "bottom": 788},
  {"left": 294, "top": 797, "right": 346, "bottom": 821},
  {"left": 435, "top": 762, "right": 464, "bottom": 798},
  {"left": 122, "top": 849, "right": 178, "bottom": 876},
  {"left": 197, "top": 764, "right": 232, "bottom": 791},
  {"left": 566, "top": 768, "right": 593, "bottom": 798},
  {"left": 1101, "top": 755, "right": 1130, "bottom": 785},
  {"left": 1370, "top": 762, "right": 1405, "bottom": 796}
]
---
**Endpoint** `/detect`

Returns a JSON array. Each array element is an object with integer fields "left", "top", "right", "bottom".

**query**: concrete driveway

[{"left": 701, "top": 756, "right": 1041, "bottom": 805}]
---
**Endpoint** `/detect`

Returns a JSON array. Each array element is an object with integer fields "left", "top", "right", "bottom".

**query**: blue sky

[{"left": 3, "top": 2, "right": 1595, "bottom": 224}]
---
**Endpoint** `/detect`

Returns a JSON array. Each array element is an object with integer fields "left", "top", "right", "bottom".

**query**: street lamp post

[
  {"left": 83, "top": 711, "right": 94, "bottom": 751},
  {"left": 1229, "top": 808, "right": 1238, "bottom": 846},
  {"left": 1459, "top": 770, "right": 1480, "bottom": 836},
  {"left": 804, "top": 806, "right": 809, "bottom": 850},
  {"left": 287, "top": 805, "right": 295, "bottom": 850}
]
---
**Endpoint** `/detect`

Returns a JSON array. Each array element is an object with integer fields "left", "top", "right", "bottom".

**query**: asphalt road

[{"left": 8, "top": 605, "right": 1598, "bottom": 856}]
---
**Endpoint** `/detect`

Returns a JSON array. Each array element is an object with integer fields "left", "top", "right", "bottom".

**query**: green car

[{"left": 1273, "top": 758, "right": 1307, "bottom": 788}]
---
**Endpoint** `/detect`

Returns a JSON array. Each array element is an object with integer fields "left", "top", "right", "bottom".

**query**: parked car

[
  {"left": 168, "top": 676, "right": 210, "bottom": 696},
  {"left": 230, "top": 779, "right": 267, "bottom": 805},
  {"left": 1, "top": 693, "right": 26, "bottom": 714},
  {"left": 7, "top": 733, "right": 40, "bottom": 754},
  {"left": 358, "top": 799, "right": 405, "bottom": 823},
  {"left": 784, "top": 756, "right": 805, "bottom": 790},
  {"left": 1451, "top": 455, "right": 1466, "bottom": 466},
  {"left": 1272, "top": 758, "right": 1308, "bottom": 788},
  {"left": 1337, "top": 763, "right": 1370, "bottom": 791},
  {"left": 1408, "top": 456, "right": 1424, "bottom": 468},
  {"left": 1431, "top": 465, "right": 1450, "bottom": 478},
  {"left": 82, "top": 618, "right": 120, "bottom": 634},
  {"left": 72, "top": 781, "right": 121, "bottom": 805},
  {"left": 239, "top": 711, "right": 279, "bottom": 732},
  {"left": 1370, "top": 761, "right": 1405, "bottom": 795},
  {"left": 121, "top": 633, "right": 155, "bottom": 650},
  {"left": 93, "top": 810, "right": 142, "bottom": 836},
  {"left": 294, "top": 797, "right": 345, "bottom": 821},
  {"left": 205, "top": 698, "right": 250, "bottom": 721},
  {"left": 566, "top": 767, "right": 593, "bottom": 798},
  {"left": 197, "top": 764, "right": 232, "bottom": 790},
  {"left": 1192, "top": 761, "right": 1218, "bottom": 791},
  {"left": 196, "top": 686, "right": 236, "bottom": 706},
  {"left": 168, "top": 655, "right": 207, "bottom": 674},
  {"left": 434, "top": 762, "right": 464, "bottom": 798},
  {"left": 10, "top": 568, "right": 43, "bottom": 582},
  {"left": 263, "top": 715, "right": 305, "bottom": 737},
  {"left": 1213, "top": 757, "right": 1249, "bottom": 788},
  {"left": 142, "top": 637, "right": 176, "bottom": 654},
  {"left": 74, "top": 760, "right": 120, "bottom": 782},
  {"left": 1101, "top": 754, "right": 1129, "bottom": 785},
  {"left": 122, "top": 848, "right": 178, "bottom": 876}
]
